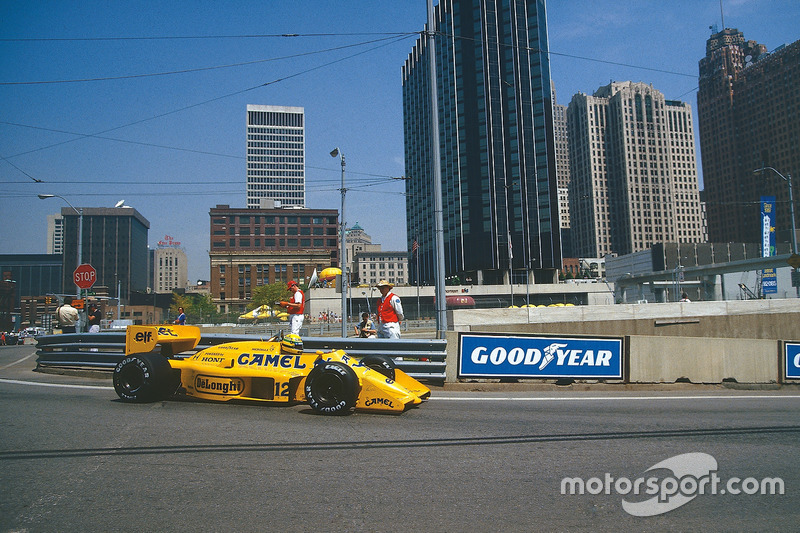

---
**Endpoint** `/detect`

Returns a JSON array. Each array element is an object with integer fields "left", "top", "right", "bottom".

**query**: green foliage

[
  {"left": 170, "top": 292, "right": 220, "bottom": 324},
  {"left": 170, "top": 293, "right": 191, "bottom": 317},
  {"left": 251, "top": 283, "right": 289, "bottom": 312}
]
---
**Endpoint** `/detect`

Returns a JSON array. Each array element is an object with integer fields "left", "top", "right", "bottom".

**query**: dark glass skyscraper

[
  {"left": 402, "top": 0, "right": 560, "bottom": 286},
  {"left": 59, "top": 207, "right": 150, "bottom": 300}
]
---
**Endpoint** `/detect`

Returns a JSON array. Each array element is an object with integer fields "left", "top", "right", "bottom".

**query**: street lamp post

[
  {"left": 38, "top": 193, "right": 84, "bottom": 328},
  {"left": 754, "top": 167, "right": 798, "bottom": 296},
  {"left": 330, "top": 147, "right": 347, "bottom": 337}
]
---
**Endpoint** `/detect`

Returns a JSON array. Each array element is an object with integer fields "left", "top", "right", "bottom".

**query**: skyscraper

[
  {"left": 153, "top": 242, "right": 188, "bottom": 294},
  {"left": 567, "top": 82, "right": 704, "bottom": 257},
  {"left": 698, "top": 29, "right": 799, "bottom": 245},
  {"left": 246, "top": 105, "right": 306, "bottom": 209},
  {"left": 46, "top": 213, "right": 64, "bottom": 255},
  {"left": 552, "top": 82, "right": 572, "bottom": 256},
  {"left": 59, "top": 207, "right": 150, "bottom": 299},
  {"left": 402, "top": 0, "right": 560, "bottom": 286}
]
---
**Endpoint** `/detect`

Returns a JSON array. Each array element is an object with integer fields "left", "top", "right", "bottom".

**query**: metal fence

[{"left": 35, "top": 332, "right": 447, "bottom": 381}]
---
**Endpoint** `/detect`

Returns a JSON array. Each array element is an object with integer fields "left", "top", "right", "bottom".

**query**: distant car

[
  {"left": 113, "top": 325, "right": 430, "bottom": 415},
  {"left": 20, "top": 327, "right": 46, "bottom": 337}
]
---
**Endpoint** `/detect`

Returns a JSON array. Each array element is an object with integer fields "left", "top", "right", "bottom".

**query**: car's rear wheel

[
  {"left": 360, "top": 354, "right": 396, "bottom": 381},
  {"left": 113, "top": 352, "right": 179, "bottom": 403},
  {"left": 305, "top": 361, "right": 359, "bottom": 415}
]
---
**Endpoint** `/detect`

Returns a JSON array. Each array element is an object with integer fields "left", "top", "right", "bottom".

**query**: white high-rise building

[
  {"left": 46, "top": 214, "right": 64, "bottom": 254},
  {"left": 246, "top": 105, "right": 305, "bottom": 209},
  {"left": 552, "top": 82, "right": 571, "bottom": 255},
  {"left": 567, "top": 82, "right": 705, "bottom": 258},
  {"left": 153, "top": 244, "right": 188, "bottom": 294}
]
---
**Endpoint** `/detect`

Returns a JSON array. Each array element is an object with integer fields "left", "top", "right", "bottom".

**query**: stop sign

[{"left": 73, "top": 263, "right": 97, "bottom": 289}]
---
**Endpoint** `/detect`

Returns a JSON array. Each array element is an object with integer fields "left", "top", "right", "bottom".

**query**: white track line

[
  {"left": 0, "top": 378, "right": 113, "bottom": 390},
  {"left": 0, "top": 352, "right": 37, "bottom": 370},
  {"left": 2, "top": 378, "right": 799, "bottom": 401},
  {"left": 430, "top": 395, "right": 800, "bottom": 401}
]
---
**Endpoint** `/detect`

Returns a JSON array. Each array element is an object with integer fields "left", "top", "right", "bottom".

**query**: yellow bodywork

[{"left": 124, "top": 325, "right": 430, "bottom": 413}]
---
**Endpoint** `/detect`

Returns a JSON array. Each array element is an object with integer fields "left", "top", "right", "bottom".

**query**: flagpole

[{"left": 415, "top": 238, "right": 420, "bottom": 320}]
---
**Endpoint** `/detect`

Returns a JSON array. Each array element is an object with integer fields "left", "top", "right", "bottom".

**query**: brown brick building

[
  {"left": 698, "top": 29, "right": 799, "bottom": 245},
  {"left": 209, "top": 205, "right": 339, "bottom": 315}
]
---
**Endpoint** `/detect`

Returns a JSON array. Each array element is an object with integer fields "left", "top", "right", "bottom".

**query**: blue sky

[{"left": 2, "top": 0, "right": 799, "bottom": 282}]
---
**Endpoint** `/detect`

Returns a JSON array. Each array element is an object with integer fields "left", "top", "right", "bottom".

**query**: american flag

[{"left": 412, "top": 239, "right": 419, "bottom": 256}]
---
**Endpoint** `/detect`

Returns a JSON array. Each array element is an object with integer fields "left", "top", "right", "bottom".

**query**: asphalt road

[{"left": 2, "top": 343, "right": 799, "bottom": 532}]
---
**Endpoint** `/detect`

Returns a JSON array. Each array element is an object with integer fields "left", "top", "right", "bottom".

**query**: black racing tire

[
  {"left": 305, "top": 361, "right": 359, "bottom": 415},
  {"left": 360, "top": 354, "right": 396, "bottom": 381},
  {"left": 113, "top": 352, "right": 179, "bottom": 403}
]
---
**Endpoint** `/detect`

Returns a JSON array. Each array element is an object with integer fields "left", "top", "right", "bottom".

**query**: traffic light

[{"left": 45, "top": 296, "right": 52, "bottom": 304}]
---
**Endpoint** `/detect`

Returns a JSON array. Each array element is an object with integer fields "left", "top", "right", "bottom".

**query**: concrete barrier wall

[
  {"left": 445, "top": 299, "right": 797, "bottom": 385},
  {"left": 628, "top": 336, "right": 778, "bottom": 384},
  {"left": 449, "top": 299, "right": 800, "bottom": 341},
  {"left": 444, "top": 332, "right": 780, "bottom": 385}
]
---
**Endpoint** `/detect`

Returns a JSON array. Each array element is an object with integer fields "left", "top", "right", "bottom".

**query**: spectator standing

[
  {"left": 87, "top": 304, "right": 102, "bottom": 333},
  {"left": 376, "top": 280, "right": 404, "bottom": 339},
  {"left": 174, "top": 307, "right": 186, "bottom": 325},
  {"left": 56, "top": 303, "right": 79, "bottom": 333},
  {"left": 279, "top": 281, "right": 305, "bottom": 335}
]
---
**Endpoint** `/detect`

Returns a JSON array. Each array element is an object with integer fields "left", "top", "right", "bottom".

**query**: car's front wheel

[
  {"left": 305, "top": 361, "right": 359, "bottom": 415},
  {"left": 360, "top": 354, "right": 396, "bottom": 381},
  {"left": 113, "top": 353, "right": 179, "bottom": 403}
]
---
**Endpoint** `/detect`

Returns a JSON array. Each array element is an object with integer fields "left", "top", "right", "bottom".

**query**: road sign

[
  {"left": 787, "top": 253, "right": 800, "bottom": 269},
  {"left": 73, "top": 264, "right": 97, "bottom": 289}
]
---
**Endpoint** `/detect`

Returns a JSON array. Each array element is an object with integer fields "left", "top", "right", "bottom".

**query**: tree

[
  {"left": 170, "top": 293, "right": 192, "bottom": 322},
  {"left": 251, "top": 283, "right": 289, "bottom": 313},
  {"left": 170, "top": 292, "right": 220, "bottom": 324},
  {"left": 192, "top": 294, "right": 218, "bottom": 323}
]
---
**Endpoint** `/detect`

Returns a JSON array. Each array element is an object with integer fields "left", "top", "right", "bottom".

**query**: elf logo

[{"left": 133, "top": 331, "right": 153, "bottom": 344}]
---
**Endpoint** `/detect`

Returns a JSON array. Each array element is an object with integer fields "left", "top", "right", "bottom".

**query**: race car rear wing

[{"left": 125, "top": 325, "right": 202, "bottom": 356}]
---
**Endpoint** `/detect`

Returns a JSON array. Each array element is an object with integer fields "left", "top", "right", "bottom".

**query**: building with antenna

[{"left": 697, "top": 29, "right": 799, "bottom": 245}]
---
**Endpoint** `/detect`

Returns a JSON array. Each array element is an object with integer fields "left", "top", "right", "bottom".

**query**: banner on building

[{"left": 761, "top": 197, "right": 777, "bottom": 295}]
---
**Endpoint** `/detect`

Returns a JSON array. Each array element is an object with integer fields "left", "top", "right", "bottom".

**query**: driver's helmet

[{"left": 281, "top": 333, "right": 303, "bottom": 355}]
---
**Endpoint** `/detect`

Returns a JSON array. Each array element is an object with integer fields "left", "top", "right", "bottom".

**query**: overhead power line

[
  {"left": 2, "top": 34, "right": 412, "bottom": 161},
  {"left": 437, "top": 30, "right": 697, "bottom": 79},
  {"left": 0, "top": 34, "right": 419, "bottom": 86},
  {"left": 0, "top": 32, "right": 418, "bottom": 42}
]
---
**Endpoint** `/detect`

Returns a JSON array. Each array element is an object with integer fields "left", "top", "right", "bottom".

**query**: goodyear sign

[
  {"left": 458, "top": 333, "right": 623, "bottom": 379},
  {"left": 785, "top": 343, "right": 800, "bottom": 380}
]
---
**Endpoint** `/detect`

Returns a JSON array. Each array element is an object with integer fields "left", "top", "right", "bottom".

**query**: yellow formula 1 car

[{"left": 112, "top": 325, "right": 430, "bottom": 415}]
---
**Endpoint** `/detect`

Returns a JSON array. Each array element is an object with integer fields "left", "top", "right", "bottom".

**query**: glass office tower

[{"left": 402, "top": 0, "right": 560, "bottom": 286}]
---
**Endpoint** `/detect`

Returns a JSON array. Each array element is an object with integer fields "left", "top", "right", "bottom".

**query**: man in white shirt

[
  {"left": 279, "top": 280, "right": 306, "bottom": 335},
  {"left": 376, "top": 280, "right": 404, "bottom": 339}
]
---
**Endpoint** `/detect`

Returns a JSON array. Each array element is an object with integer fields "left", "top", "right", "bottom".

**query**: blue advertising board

[
  {"left": 761, "top": 197, "right": 777, "bottom": 294},
  {"left": 458, "top": 333, "right": 624, "bottom": 379},
  {"left": 785, "top": 343, "right": 800, "bottom": 380}
]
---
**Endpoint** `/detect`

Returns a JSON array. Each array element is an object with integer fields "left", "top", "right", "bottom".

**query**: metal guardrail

[{"left": 35, "top": 332, "right": 447, "bottom": 381}]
